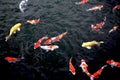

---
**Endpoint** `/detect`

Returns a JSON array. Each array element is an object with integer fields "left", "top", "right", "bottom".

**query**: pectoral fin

[
  {"left": 17, "top": 28, "right": 20, "bottom": 31},
  {"left": 14, "top": 31, "right": 16, "bottom": 34},
  {"left": 86, "top": 47, "right": 92, "bottom": 49},
  {"left": 46, "top": 50, "right": 49, "bottom": 52}
]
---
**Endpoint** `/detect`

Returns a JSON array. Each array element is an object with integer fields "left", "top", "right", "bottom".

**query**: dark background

[{"left": 0, "top": 0, "right": 120, "bottom": 80}]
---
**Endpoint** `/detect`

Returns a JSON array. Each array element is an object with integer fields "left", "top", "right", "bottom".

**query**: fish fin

[
  {"left": 14, "top": 31, "right": 16, "bottom": 34},
  {"left": 100, "top": 41, "right": 104, "bottom": 44},
  {"left": 86, "top": 47, "right": 92, "bottom": 49},
  {"left": 46, "top": 50, "right": 49, "bottom": 52},
  {"left": 86, "top": 9, "right": 90, "bottom": 11},
  {"left": 17, "top": 28, "right": 20, "bottom": 31},
  {"left": 103, "top": 65, "right": 107, "bottom": 68},
  {"left": 51, "top": 49, "right": 54, "bottom": 51},
  {"left": 5, "top": 35, "right": 11, "bottom": 42},
  {"left": 97, "top": 41, "right": 104, "bottom": 46},
  {"left": 79, "top": 64, "right": 82, "bottom": 67},
  {"left": 109, "top": 30, "right": 113, "bottom": 33},
  {"left": 90, "top": 75, "right": 94, "bottom": 80},
  {"left": 111, "top": 65, "right": 114, "bottom": 68}
]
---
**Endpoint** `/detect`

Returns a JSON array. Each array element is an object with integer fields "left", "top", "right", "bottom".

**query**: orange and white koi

[
  {"left": 112, "top": 4, "right": 120, "bottom": 11},
  {"left": 75, "top": 0, "right": 88, "bottom": 5},
  {"left": 27, "top": 18, "right": 40, "bottom": 24},
  {"left": 86, "top": 5, "right": 103, "bottom": 11},
  {"left": 80, "top": 59, "right": 91, "bottom": 76},
  {"left": 43, "top": 32, "right": 67, "bottom": 45},
  {"left": 106, "top": 59, "right": 120, "bottom": 68},
  {"left": 90, "top": 65, "right": 107, "bottom": 80},
  {"left": 69, "top": 57, "right": 76, "bottom": 75},
  {"left": 4, "top": 56, "right": 22, "bottom": 63},
  {"left": 91, "top": 17, "right": 106, "bottom": 32},
  {"left": 34, "top": 36, "right": 48, "bottom": 49},
  {"left": 40, "top": 45, "right": 59, "bottom": 52},
  {"left": 109, "top": 26, "right": 119, "bottom": 33}
]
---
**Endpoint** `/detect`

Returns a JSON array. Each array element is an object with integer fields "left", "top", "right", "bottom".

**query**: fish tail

[
  {"left": 5, "top": 35, "right": 11, "bottom": 42},
  {"left": 90, "top": 75, "right": 94, "bottom": 80},
  {"left": 97, "top": 41, "right": 104, "bottom": 46},
  {"left": 86, "top": 9, "right": 90, "bottom": 11}
]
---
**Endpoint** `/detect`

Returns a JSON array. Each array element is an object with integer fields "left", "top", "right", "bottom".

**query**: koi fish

[
  {"left": 27, "top": 18, "right": 40, "bottom": 25},
  {"left": 91, "top": 17, "right": 106, "bottom": 32},
  {"left": 79, "top": 59, "right": 91, "bottom": 76},
  {"left": 4, "top": 56, "right": 21, "bottom": 63},
  {"left": 90, "top": 65, "right": 107, "bottom": 80},
  {"left": 40, "top": 45, "right": 59, "bottom": 52},
  {"left": 43, "top": 32, "right": 67, "bottom": 45},
  {"left": 5, "top": 23, "right": 22, "bottom": 42},
  {"left": 34, "top": 36, "right": 48, "bottom": 49},
  {"left": 86, "top": 5, "right": 103, "bottom": 11},
  {"left": 106, "top": 59, "right": 120, "bottom": 68},
  {"left": 112, "top": 4, "right": 120, "bottom": 11},
  {"left": 19, "top": 0, "right": 28, "bottom": 13},
  {"left": 69, "top": 57, "right": 76, "bottom": 75},
  {"left": 82, "top": 40, "right": 104, "bottom": 49},
  {"left": 75, "top": 0, "right": 88, "bottom": 5},
  {"left": 109, "top": 26, "right": 119, "bottom": 33}
]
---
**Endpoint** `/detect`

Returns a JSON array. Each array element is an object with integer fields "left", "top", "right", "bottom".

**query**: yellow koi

[
  {"left": 81, "top": 40, "right": 104, "bottom": 49},
  {"left": 5, "top": 23, "right": 22, "bottom": 41}
]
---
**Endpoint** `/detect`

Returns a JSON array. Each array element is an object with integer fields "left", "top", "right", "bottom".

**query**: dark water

[{"left": 0, "top": 0, "right": 120, "bottom": 80}]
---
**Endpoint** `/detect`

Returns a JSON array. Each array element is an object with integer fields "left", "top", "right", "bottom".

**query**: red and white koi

[
  {"left": 34, "top": 36, "right": 48, "bottom": 49},
  {"left": 43, "top": 32, "right": 67, "bottom": 45},
  {"left": 27, "top": 18, "right": 40, "bottom": 24},
  {"left": 86, "top": 5, "right": 103, "bottom": 11},
  {"left": 4, "top": 56, "right": 22, "bottom": 63},
  {"left": 109, "top": 26, "right": 119, "bottom": 33},
  {"left": 40, "top": 45, "right": 59, "bottom": 52},
  {"left": 69, "top": 57, "right": 76, "bottom": 75},
  {"left": 91, "top": 17, "right": 106, "bottom": 32},
  {"left": 75, "top": 0, "right": 88, "bottom": 5},
  {"left": 90, "top": 65, "right": 107, "bottom": 80},
  {"left": 106, "top": 59, "right": 120, "bottom": 68},
  {"left": 112, "top": 4, "right": 120, "bottom": 11},
  {"left": 80, "top": 59, "right": 91, "bottom": 76}
]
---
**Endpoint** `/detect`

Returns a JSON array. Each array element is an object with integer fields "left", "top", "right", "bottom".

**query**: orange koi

[
  {"left": 43, "top": 32, "right": 67, "bottom": 45},
  {"left": 80, "top": 59, "right": 91, "bottom": 76},
  {"left": 86, "top": 5, "right": 103, "bottom": 11},
  {"left": 69, "top": 57, "right": 76, "bottom": 75},
  {"left": 106, "top": 59, "right": 120, "bottom": 68},
  {"left": 27, "top": 18, "right": 40, "bottom": 24},
  {"left": 34, "top": 36, "right": 48, "bottom": 49},
  {"left": 91, "top": 17, "right": 106, "bottom": 32},
  {"left": 4, "top": 56, "right": 21, "bottom": 63},
  {"left": 113, "top": 4, "right": 120, "bottom": 11},
  {"left": 90, "top": 65, "right": 107, "bottom": 80},
  {"left": 75, "top": 0, "right": 88, "bottom": 5}
]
